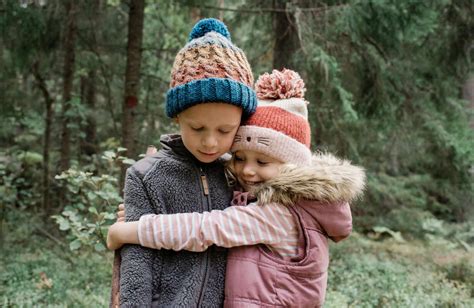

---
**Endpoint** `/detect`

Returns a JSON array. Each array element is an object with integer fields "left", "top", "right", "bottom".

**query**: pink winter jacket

[
  {"left": 225, "top": 200, "right": 351, "bottom": 307},
  {"left": 225, "top": 153, "right": 365, "bottom": 307}
]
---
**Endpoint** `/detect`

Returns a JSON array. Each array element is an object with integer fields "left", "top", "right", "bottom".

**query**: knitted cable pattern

[{"left": 166, "top": 18, "right": 256, "bottom": 118}]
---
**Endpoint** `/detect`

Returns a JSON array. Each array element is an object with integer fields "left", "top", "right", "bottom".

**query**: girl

[
  {"left": 118, "top": 18, "right": 257, "bottom": 307},
  {"left": 109, "top": 69, "right": 366, "bottom": 307}
]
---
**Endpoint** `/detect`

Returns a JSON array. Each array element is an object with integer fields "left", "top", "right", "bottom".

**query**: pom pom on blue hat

[{"left": 189, "top": 18, "right": 231, "bottom": 41}]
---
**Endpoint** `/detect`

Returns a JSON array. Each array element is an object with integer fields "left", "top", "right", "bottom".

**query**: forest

[{"left": 1, "top": 0, "right": 473, "bottom": 306}]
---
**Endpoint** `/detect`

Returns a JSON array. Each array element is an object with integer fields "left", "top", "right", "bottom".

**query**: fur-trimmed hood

[{"left": 254, "top": 153, "right": 366, "bottom": 206}]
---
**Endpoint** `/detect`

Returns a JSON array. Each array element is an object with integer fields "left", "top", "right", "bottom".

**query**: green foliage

[
  {"left": 0, "top": 150, "right": 43, "bottom": 210},
  {"left": 53, "top": 169, "right": 120, "bottom": 251},
  {"left": 363, "top": 208, "right": 474, "bottom": 253},
  {"left": 52, "top": 148, "right": 132, "bottom": 252},
  {"left": 1, "top": 209, "right": 111, "bottom": 306},
  {"left": 444, "top": 257, "right": 474, "bottom": 297},
  {"left": 325, "top": 233, "right": 474, "bottom": 307},
  {"left": 309, "top": 0, "right": 474, "bottom": 225},
  {"left": 0, "top": 0, "right": 61, "bottom": 69}
]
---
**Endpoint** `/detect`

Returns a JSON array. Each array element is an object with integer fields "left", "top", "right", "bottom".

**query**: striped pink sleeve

[{"left": 137, "top": 203, "right": 294, "bottom": 252}]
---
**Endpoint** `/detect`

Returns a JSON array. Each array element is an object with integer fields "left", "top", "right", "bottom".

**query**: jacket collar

[
  {"left": 160, "top": 134, "right": 191, "bottom": 158},
  {"left": 253, "top": 153, "right": 366, "bottom": 206}
]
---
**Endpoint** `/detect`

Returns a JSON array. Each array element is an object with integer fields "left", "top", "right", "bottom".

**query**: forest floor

[{"left": 1, "top": 210, "right": 473, "bottom": 307}]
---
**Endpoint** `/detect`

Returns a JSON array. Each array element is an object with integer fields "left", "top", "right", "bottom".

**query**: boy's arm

[
  {"left": 119, "top": 168, "right": 157, "bottom": 307},
  {"left": 138, "top": 202, "right": 293, "bottom": 252}
]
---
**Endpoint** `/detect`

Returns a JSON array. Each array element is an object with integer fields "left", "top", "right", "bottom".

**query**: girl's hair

[{"left": 224, "top": 156, "right": 238, "bottom": 188}]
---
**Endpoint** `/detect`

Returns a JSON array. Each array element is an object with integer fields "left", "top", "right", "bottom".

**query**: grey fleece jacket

[{"left": 120, "top": 134, "right": 233, "bottom": 307}]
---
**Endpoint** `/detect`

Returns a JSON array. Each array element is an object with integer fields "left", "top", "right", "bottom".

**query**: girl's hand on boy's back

[
  {"left": 107, "top": 220, "right": 140, "bottom": 250},
  {"left": 117, "top": 203, "right": 125, "bottom": 222},
  {"left": 107, "top": 202, "right": 138, "bottom": 250}
]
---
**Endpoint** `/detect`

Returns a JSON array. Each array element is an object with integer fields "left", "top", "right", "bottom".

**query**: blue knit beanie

[{"left": 166, "top": 18, "right": 257, "bottom": 118}]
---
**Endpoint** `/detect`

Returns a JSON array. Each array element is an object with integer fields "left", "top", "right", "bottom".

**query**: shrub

[{"left": 325, "top": 234, "right": 474, "bottom": 307}]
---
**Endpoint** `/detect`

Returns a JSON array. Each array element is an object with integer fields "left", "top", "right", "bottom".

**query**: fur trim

[{"left": 254, "top": 152, "right": 366, "bottom": 206}]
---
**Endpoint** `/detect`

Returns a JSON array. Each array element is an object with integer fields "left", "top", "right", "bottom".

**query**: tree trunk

[
  {"left": 59, "top": 0, "right": 77, "bottom": 172},
  {"left": 218, "top": 0, "right": 225, "bottom": 21},
  {"left": 80, "top": 71, "right": 98, "bottom": 156},
  {"left": 32, "top": 62, "right": 54, "bottom": 212},
  {"left": 80, "top": 0, "right": 100, "bottom": 157},
  {"left": 463, "top": 76, "right": 474, "bottom": 129},
  {"left": 121, "top": 0, "right": 145, "bottom": 166},
  {"left": 272, "top": 0, "right": 301, "bottom": 70},
  {"left": 191, "top": 6, "right": 201, "bottom": 23}
]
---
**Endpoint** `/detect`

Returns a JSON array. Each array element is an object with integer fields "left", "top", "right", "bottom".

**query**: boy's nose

[{"left": 202, "top": 135, "right": 217, "bottom": 148}]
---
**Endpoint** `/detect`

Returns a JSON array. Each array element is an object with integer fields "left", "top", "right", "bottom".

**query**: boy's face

[
  {"left": 232, "top": 150, "right": 283, "bottom": 192},
  {"left": 176, "top": 103, "right": 242, "bottom": 163}
]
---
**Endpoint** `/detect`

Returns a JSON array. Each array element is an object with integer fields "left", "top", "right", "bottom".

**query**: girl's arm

[
  {"left": 136, "top": 202, "right": 295, "bottom": 252},
  {"left": 107, "top": 221, "right": 139, "bottom": 250}
]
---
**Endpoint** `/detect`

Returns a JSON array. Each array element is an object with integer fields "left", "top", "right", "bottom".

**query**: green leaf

[
  {"left": 69, "top": 239, "right": 81, "bottom": 250},
  {"left": 88, "top": 207, "right": 98, "bottom": 215},
  {"left": 122, "top": 158, "right": 136, "bottom": 165},
  {"left": 59, "top": 221, "right": 70, "bottom": 231},
  {"left": 104, "top": 213, "right": 116, "bottom": 220},
  {"left": 17, "top": 151, "right": 43, "bottom": 165},
  {"left": 94, "top": 242, "right": 106, "bottom": 252},
  {"left": 373, "top": 226, "right": 405, "bottom": 242},
  {"left": 102, "top": 151, "right": 116, "bottom": 160},
  {"left": 117, "top": 147, "right": 127, "bottom": 153}
]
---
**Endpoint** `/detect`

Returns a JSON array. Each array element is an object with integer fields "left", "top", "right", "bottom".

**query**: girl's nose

[{"left": 242, "top": 164, "right": 255, "bottom": 176}]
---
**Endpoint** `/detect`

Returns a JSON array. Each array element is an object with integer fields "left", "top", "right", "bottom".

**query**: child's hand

[
  {"left": 107, "top": 221, "right": 140, "bottom": 250},
  {"left": 116, "top": 203, "right": 125, "bottom": 222},
  {"left": 107, "top": 222, "right": 126, "bottom": 250}
]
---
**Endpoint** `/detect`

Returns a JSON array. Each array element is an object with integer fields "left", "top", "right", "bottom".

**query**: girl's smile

[{"left": 232, "top": 150, "right": 283, "bottom": 191}]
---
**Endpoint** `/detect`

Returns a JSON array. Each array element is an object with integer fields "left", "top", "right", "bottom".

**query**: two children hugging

[{"left": 109, "top": 18, "right": 365, "bottom": 307}]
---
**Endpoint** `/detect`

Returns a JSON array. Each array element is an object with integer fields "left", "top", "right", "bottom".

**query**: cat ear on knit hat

[{"left": 231, "top": 69, "right": 313, "bottom": 166}]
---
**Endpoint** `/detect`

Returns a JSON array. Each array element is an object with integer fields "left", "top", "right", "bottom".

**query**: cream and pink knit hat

[{"left": 231, "top": 69, "right": 312, "bottom": 166}]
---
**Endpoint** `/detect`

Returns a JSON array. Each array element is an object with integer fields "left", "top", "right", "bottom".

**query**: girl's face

[
  {"left": 232, "top": 150, "right": 283, "bottom": 191},
  {"left": 176, "top": 103, "right": 242, "bottom": 163}
]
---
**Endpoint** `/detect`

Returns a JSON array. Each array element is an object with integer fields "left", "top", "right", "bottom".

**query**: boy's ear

[{"left": 173, "top": 117, "right": 179, "bottom": 124}]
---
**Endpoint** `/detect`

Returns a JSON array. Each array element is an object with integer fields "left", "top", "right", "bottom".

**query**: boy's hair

[
  {"left": 231, "top": 69, "right": 312, "bottom": 166},
  {"left": 166, "top": 18, "right": 257, "bottom": 119}
]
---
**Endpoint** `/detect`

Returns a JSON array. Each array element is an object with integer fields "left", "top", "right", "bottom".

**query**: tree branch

[{"left": 181, "top": 3, "right": 343, "bottom": 14}]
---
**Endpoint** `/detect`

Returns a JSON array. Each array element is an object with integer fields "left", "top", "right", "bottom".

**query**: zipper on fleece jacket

[
  {"left": 197, "top": 166, "right": 212, "bottom": 307},
  {"left": 200, "top": 173, "right": 209, "bottom": 195}
]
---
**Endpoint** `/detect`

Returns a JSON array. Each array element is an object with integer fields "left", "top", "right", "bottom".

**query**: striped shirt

[{"left": 138, "top": 202, "right": 300, "bottom": 258}]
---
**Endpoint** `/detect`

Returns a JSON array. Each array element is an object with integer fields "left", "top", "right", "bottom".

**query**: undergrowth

[
  {"left": 1, "top": 209, "right": 473, "bottom": 307},
  {"left": 1, "top": 209, "right": 112, "bottom": 307}
]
